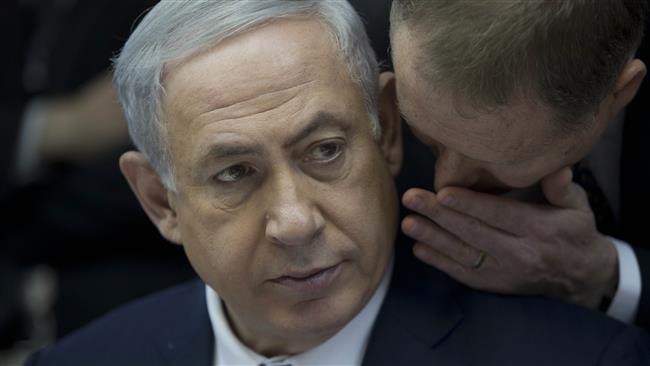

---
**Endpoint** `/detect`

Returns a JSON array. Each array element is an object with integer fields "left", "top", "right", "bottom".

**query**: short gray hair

[
  {"left": 113, "top": 0, "right": 379, "bottom": 190},
  {"left": 391, "top": 0, "right": 647, "bottom": 130}
]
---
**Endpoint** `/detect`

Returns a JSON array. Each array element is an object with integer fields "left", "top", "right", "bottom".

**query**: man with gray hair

[
  {"left": 391, "top": 0, "right": 650, "bottom": 329},
  {"left": 26, "top": 1, "right": 650, "bottom": 365}
]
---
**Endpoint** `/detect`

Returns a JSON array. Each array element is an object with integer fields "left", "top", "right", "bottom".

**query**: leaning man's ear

[
  {"left": 377, "top": 71, "right": 403, "bottom": 177},
  {"left": 119, "top": 151, "right": 182, "bottom": 245},
  {"left": 609, "top": 59, "right": 647, "bottom": 117}
]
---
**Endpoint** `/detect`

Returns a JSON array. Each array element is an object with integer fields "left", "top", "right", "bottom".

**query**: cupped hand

[{"left": 401, "top": 167, "right": 619, "bottom": 309}]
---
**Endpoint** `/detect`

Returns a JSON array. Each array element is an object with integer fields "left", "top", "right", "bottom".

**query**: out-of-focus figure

[{"left": 0, "top": 0, "right": 195, "bottom": 359}]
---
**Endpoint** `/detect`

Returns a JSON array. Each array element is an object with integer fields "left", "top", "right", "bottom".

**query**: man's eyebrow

[
  {"left": 283, "top": 111, "right": 349, "bottom": 148},
  {"left": 198, "top": 144, "right": 264, "bottom": 167},
  {"left": 197, "top": 112, "right": 347, "bottom": 166}
]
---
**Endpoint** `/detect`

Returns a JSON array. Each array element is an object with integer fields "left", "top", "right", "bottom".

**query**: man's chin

[
  {"left": 267, "top": 294, "right": 360, "bottom": 353},
  {"left": 288, "top": 286, "right": 362, "bottom": 326}
]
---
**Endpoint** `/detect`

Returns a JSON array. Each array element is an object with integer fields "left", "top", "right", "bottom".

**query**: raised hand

[{"left": 401, "top": 167, "right": 619, "bottom": 309}]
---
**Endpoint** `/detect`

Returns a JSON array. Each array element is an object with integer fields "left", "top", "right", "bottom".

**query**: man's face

[
  {"left": 162, "top": 19, "right": 399, "bottom": 353},
  {"left": 391, "top": 27, "right": 604, "bottom": 193}
]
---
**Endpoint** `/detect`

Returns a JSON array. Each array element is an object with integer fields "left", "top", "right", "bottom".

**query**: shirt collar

[{"left": 206, "top": 259, "right": 393, "bottom": 366}]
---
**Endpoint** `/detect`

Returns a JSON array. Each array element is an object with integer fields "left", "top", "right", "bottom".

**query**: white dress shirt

[
  {"left": 609, "top": 238, "right": 641, "bottom": 323},
  {"left": 205, "top": 260, "right": 393, "bottom": 366}
]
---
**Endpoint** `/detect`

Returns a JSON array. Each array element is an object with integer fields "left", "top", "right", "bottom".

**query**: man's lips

[{"left": 271, "top": 263, "right": 343, "bottom": 293}]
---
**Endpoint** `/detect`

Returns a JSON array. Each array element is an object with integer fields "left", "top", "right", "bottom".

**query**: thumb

[{"left": 541, "top": 167, "right": 589, "bottom": 210}]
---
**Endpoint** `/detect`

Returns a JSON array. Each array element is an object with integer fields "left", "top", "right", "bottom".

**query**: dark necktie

[{"left": 572, "top": 162, "right": 618, "bottom": 236}]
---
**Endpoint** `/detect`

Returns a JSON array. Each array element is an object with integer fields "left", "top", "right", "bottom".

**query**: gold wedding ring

[{"left": 472, "top": 251, "right": 487, "bottom": 269}]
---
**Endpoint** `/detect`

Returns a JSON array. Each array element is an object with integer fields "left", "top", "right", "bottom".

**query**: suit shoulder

[
  {"left": 451, "top": 284, "right": 650, "bottom": 364},
  {"left": 391, "top": 254, "right": 650, "bottom": 364},
  {"left": 26, "top": 279, "right": 208, "bottom": 366}
]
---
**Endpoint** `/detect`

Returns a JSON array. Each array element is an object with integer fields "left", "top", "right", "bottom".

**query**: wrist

[{"left": 570, "top": 235, "right": 619, "bottom": 310}]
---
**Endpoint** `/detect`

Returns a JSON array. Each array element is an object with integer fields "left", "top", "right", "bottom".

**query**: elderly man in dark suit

[{"left": 27, "top": 1, "right": 650, "bottom": 365}]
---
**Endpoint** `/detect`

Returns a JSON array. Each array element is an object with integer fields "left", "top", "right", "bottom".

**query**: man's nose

[
  {"left": 265, "top": 175, "right": 325, "bottom": 247},
  {"left": 433, "top": 149, "right": 480, "bottom": 192}
]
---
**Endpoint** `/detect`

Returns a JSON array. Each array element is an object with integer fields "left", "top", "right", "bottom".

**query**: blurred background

[{"left": 0, "top": 0, "right": 198, "bottom": 363}]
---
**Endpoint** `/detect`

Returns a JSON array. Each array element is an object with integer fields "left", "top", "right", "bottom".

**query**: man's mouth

[{"left": 272, "top": 263, "right": 343, "bottom": 293}]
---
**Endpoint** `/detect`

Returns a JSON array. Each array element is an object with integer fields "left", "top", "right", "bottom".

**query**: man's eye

[
  {"left": 214, "top": 165, "right": 254, "bottom": 183},
  {"left": 305, "top": 140, "right": 344, "bottom": 163}
]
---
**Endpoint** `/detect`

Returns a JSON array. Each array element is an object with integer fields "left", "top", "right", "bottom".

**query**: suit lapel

[
  {"left": 363, "top": 247, "right": 465, "bottom": 365},
  {"left": 154, "top": 280, "right": 215, "bottom": 366}
]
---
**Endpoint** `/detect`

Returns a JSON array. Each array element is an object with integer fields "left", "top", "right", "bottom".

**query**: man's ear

[
  {"left": 377, "top": 71, "right": 403, "bottom": 177},
  {"left": 608, "top": 59, "right": 647, "bottom": 118},
  {"left": 119, "top": 151, "right": 182, "bottom": 245}
]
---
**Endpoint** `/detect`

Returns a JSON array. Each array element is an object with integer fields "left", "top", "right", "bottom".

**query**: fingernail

[
  {"left": 406, "top": 195, "right": 423, "bottom": 211},
  {"left": 439, "top": 194, "right": 455, "bottom": 207},
  {"left": 405, "top": 221, "right": 421, "bottom": 237}
]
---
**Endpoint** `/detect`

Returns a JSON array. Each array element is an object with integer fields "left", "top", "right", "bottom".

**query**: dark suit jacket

[{"left": 26, "top": 247, "right": 650, "bottom": 366}]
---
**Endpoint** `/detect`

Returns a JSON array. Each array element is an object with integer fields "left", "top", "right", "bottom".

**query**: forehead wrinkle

[{"left": 196, "top": 79, "right": 316, "bottom": 119}]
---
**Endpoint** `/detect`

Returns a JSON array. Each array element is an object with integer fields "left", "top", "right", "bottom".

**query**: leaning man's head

[
  {"left": 113, "top": 0, "right": 402, "bottom": 356},
  {"left": 390, "top": 0, "right": 646, "bottom": 193}
]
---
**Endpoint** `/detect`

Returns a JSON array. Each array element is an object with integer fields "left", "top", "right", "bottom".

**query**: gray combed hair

[{"left": 113, "top": 0, "right": 379, "bottom": 190}]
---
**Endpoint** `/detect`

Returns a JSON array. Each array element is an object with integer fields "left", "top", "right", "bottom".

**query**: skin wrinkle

[{"left": 196, "top": 80, "right": 317, "bottom": 120}]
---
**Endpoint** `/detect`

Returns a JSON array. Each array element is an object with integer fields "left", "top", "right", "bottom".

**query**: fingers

[
  {"left": 402, "top": 188, "right": 442, "bottom": 217},
  {"left": 541, "top": 167, "right": 590, "bottom": 211},
  {"left": 402, "top": 215, "right": 483, "bottom": 268},
  {"left": 434, "top": 187, "right": 532, "bottom": 236},
  {"left": 412, "top": 243, "right": 490, "bottom": 290},
  {"left": 402, "top": 189, "right": 515, "bottom": 255},
  {"left": 413, "top": 242, "right": 466, "bottom": 273}
]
